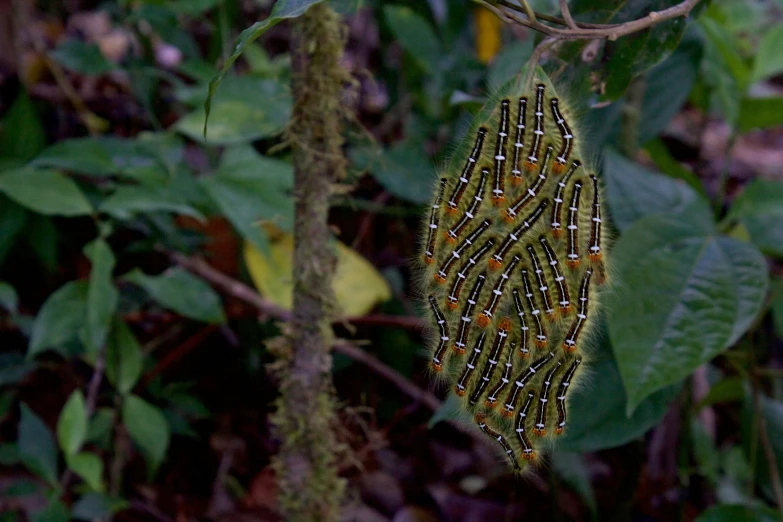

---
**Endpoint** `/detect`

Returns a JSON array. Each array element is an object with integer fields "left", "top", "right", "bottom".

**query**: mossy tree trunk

[{"left": 270, "top": 4, "right": 348, "bottom": 521}]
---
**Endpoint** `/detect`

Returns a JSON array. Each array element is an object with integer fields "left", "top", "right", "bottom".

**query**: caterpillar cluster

[{"left": 421, "top": 71, "right": 608, "bottom": 472}]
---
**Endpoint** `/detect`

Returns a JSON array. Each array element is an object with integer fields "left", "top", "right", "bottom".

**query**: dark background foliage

[{"left": 0, "top": 0, "right": 783, "bottom": 520}]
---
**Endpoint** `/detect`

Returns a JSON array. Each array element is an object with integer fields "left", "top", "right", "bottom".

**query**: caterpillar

[{"left": 421, "top": 67, "right": 609, "bottom": 473}]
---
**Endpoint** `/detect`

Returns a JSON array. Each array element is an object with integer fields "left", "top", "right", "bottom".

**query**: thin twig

[
  {"left": 559, "top": 0, "right": 578, "bottom": 30},
  {"left": 518, "top": 0, "right": 537, "bottom": 23},
  {"left": 523, "top": 37, "right": 558, "bottom": 92},
  {"left": 168, "top": 252, "right": 439, "bottom": 410}
]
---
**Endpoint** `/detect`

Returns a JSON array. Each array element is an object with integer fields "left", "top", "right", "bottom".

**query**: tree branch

[{"left": 481, "top": 0, "right": 701, "bottom": 40}]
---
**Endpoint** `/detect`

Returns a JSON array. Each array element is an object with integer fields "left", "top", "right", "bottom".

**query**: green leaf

[
  {"left": 66, "top": 452, "right": 105, "bottom": 492},
  {"left": 0, "top": 282, "right": 18, "bottom": 315},
  {"left": 204, "top": 0, "right": 325, "bottom": 137},
  {"left": 100, "top": 184, "right": 205, "bottom": 221},
  {"left": 602, "top": 148, "right": 706, "bottom": 231},
  {"left": 51, "top": 39, "right": 115, "bottom": 76},
  {"left": 742, "top": 390, "right": 783, "bottom": 505},
  {"left": 727, "top": 179, "right": 783, "bottom": 257},
  {"left": 557, "top": 327, "right": 681, "bottom": 453},
  {"left": 0, "top": 166, "right": 92, "bottom": 216},
  {"left": 351, "top": 144, "right": 437, "bottom": 205},
  {"left": 106, "top": 318, "right": 144, "bottom": 395},
  {"left": 124, "top": 268, "right": 226, "bottom": 324},
  {"left": 31, "top": 501, "right": 70, "bottom": 522},
  {"left": 29, "top": 280, "right": 89, "bottom": 357},
  {"left": 32, "top": 138, "right": 121, "bottom": 176},
  {"left": 696, "top": 505, "right": 783, "bottom": 522},
  {"left": 201, "top": 146, "right": 293, "bottom": 254},
  {"left": 71, "top": 493, "right": 126, "bottom": 521},
  {"left": 751, "top": 23, "right": 783, "bottom": 84},
  {"left": 122, "top": 395, "right": 170, "bottom": 477},
  {"left": 0, "top": 91, "right": 46, "bottom": 161},
  {"left": 18, "top": 404, "right": 58, "bottom": 485},
  {"left": 0, "top": 196, "right": 28, "bottom": 265},
  {"left": 81, "top": 240, "right": 118, "bottom": 354},
  {"left": 738, "top": 97, "right": 783, "bottom": 133},
  {"left": 383, "top": 5, "right": 442, "bottom": 73},
  {"left": 0, "top": 353, "right": 34, "bottom": 386},
  {"left": 428, "top": 393, "right": 466, "bottom": 429},
  {"left": 638, "top": 32, "right": 703, "bottom": 144},
  {"left": 57, "top": 390, "right": 88, "bottom": 456},
  {"left": 551, "top": 452, "right": 597, "bottom": 516},
  {"left": 487, "top": 40, "right": 534, "bottom": 91},
  {"left": 182, "top": 77, "right": 291, "bottom": 145},
  {"left": 608, "top": 210, "right": 768, "bottom": 414}
]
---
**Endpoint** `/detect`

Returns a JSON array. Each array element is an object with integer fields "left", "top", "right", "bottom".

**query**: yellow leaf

[
  {"left": 475, "top": 6, "right": 502, "bottom": 64},
  {"left": 243, "top": 231, "right": 392, "bottom": 317}
]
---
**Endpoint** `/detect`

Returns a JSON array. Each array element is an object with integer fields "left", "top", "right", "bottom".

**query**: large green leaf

[
  {"left": 100, "top": 185, "right": 204, "bottom": 221},
  {"left": 122, "top": 395, "right": 170, "bottom": 477},
  {"left": 557, "top": 326, "right": 681, "bottom": 453},
  {"left": 105, "top": 318, "right": 144, "bottom": 395},
  {"left": 351, "top": 144, "right": 437, "bottom": 206},
  {"left": 738, "top": 97, "right": 783, "bottom": 133},
  {"left": 638, "top": 32, "right": 703, "bottom": 144},
  {"left": 181, "top": 77, "right": 291, "bottom": 145},
  {"left": 696, "top": 505, "right": 783, "bottom": 522},
  {"left": 0, "top": 167, "right": 93, "bottom": 216},
  {"left": 66, "top": 452, "right": 105, "bottom": 492},
  {"left": 201, "top": 145, "right": 293, "bottom": 254},
  {"left": 204, "top": 0, "right": 325, "bottom": 137},
  {"left": 608, "top": 209, "right": 768, "bottom": 413},
  {"left": 18, "top": 404, "right": 58, "bottom": 485},
  {"left": 81, "top": 239, "right": 118, "bottom": 354},
  {"left": 0, "top": 91, "right": 46, "bottom": 161},
  {"left": 125, "top": 268, "right": 226, "bottom": 324},
  {"left": 727, "top": 179, "right": 783, "bottom": 257},
  {"left": 57, "top": 390, "right": 88, "bottom": 456},
  {"left": 29, "top": 280, "right": 89, "bottom": 357},
  {"left": 751, "top": 23, "right": 783, "bottom": 84},
  {"left": 602, "top": 148, "right": 705, "bottom": 231},
  {"left": 383, "top": 5, "right": 442, "bottom": 73}
]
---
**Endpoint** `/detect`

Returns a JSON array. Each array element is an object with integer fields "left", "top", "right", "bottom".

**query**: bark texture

[{"left": 269, "top": 4, "right": 349, "bottom": 521}]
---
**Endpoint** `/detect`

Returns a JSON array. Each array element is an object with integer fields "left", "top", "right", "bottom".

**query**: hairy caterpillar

[{"left": 421, "top": 68, "right": 608, "bottom": 473}]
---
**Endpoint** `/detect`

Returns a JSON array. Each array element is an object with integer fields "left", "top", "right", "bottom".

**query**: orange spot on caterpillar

[
  {"left": 488, "top": 258, "right": 502, "bottom": 271},
  {"left": 589, "top": 252, "right": 603, "bottom": 261},
  {"left": 452, "top": 344, "right": 466, "bottom": 355},
  {"left": 532, "top": 428, "right": 546, "bottom": 436},
  {"left": 551, "top": 229, "right": 563, "bottom": 239},
  {"left": 566, "top": 259, "right": 580, "bottom": 268},
  {"left": 552, "top": 162, "right": 566, "bottom": 175},
  {"left": 511, "top": 176, "right": 524, "bottom": 186},
  {"left": 431, "top": 362, "right": 443, "bottom": 372},
  {"left": 434, "top": 274, "right": 446, "bottom": 284},
  {"left": 446, "top": 301, "right": 459, "bottom": 311},
  {"left": 491, "top": 195, "right": 505, "bottom": 205},
  {"left": 423, "top": 255, "right": 434, "bottom": 265},
  {"left": 503, "top": 210, "right": 515, "bottom": 223},
  {"left": 446, "top": 207, "right": 459, "bottom": 215},
  {"left": 498, "top": 317, "right": 512, "bottom": 331},
  {"left": 524, "top": 160, "right": 537, "bottom": 172},
  {"left": 535, "top": 339, "right": 548, "bottom": 348},
  {"left": 522, "top": 451, "right": 537, "bottom": 460},
  {"left": 444, "top": 233, "right": 457, "bottom": 244},
  {"left": 477, "top": 314, "right": 491, "bottom": 328},
  {"left": 455, "top": 387, "right": 466, "bottom": 396},
  {"left": 562, "top": 342, "right": 577, "bottom": 353}
]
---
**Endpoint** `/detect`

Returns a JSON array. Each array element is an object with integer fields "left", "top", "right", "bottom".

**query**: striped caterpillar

[{"left": 421, "top": 68, "right": 608, "bottom": 473}]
